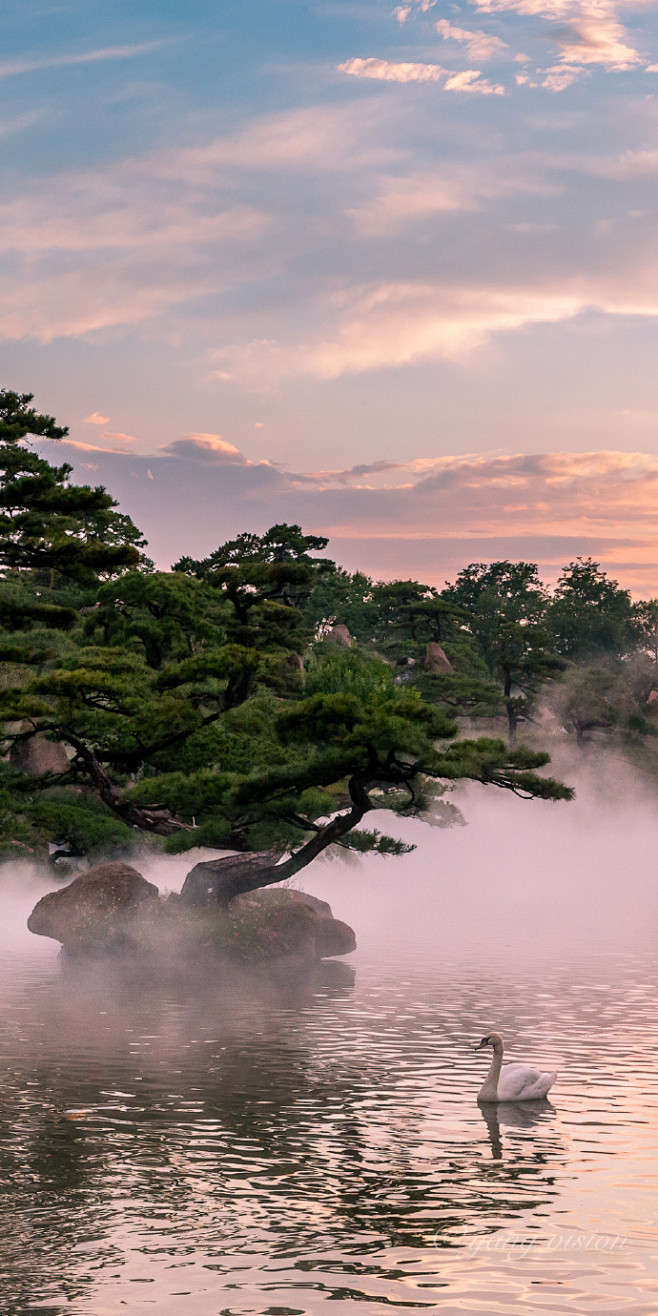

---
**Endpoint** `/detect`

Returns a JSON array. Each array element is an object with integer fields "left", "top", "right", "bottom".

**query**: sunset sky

[{"left": 5, "top": 0, "right": 658, "bottom": 592}]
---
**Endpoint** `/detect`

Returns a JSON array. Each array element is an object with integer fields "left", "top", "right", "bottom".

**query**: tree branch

[
  {"left": 58, "top": 729, "right": 193, "bottom": 836},
  {"left": 180, "top": 773, "right": 376, "bottom": 906}
]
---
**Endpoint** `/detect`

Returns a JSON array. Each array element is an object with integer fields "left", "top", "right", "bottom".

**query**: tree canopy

[
  {"left": 9, "top": 382, "right": 658, "bottom": 885},
  {"left": 0, "top": 389, "right": 579, "bottom": 885},
  {"left": 6, "top": 384, "right": 658, "bottom": 894}
]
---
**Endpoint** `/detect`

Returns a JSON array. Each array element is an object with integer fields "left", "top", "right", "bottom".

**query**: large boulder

[
  {"left": 10, "top": 731, "right": 70, "bottom": 776},
  {"left": 27, "top": 861, "right": 159, "bottom": 953},
  {"left": 327, "top": 624, "right": 351, "bottom": 648},
  {"left": 424, "top": 642, "right": 453, "bottom": 673}
]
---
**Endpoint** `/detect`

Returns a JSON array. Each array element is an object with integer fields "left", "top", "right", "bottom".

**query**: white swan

[{"left": 475, "top": 1032, "right": 557, "bottom": 1102}]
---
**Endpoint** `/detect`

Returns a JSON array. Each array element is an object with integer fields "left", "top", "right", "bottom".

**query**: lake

[{"left": 2, "top": 756, "right": 658, "bottom": 1315}]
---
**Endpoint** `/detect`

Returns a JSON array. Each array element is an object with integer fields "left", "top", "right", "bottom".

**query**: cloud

[
  {"left": 0, "top": 264, "right": 213, "bottom": 341},
  {"left": 338, "top": 57, "right": 504, "bottom": 93},
  {"left": 1, "top": 84, "right": 656, "bottom": 367},
  {"left": 157, "top": 433, "right": 278, "bottom": 469},
  {"left": 348, "top": 156, "right": 556, "bottom": 234},
  {"left": 0, "top": 110, "right": 46, "bottom": 139},
  {"left": 338, "top": 58, "right": 446, "bottom": 83},
  {"left": 542, "top": 65, "right": 585, "bottom": 89},
  {"left": 435, "top": 20, "right": 508, "bottom": 60},
  {"left": 151, "top": 102, "right": 393, "bottom": 180},
  {"left": 55, "top": 440, "right": 658, "bottom": 592},
  {"left": 0, "top": 102, "right": 392, "bottom": 342},
  {"left": 58, "top": 439, "right": 127, "bottom": 454},
  {"left": 0, "top": 41, "right": 172, "bottom": 80},
  {"left": 210, "top": 230, "right": 658, "bottom": 383},
  {"left": 83, "top": 412, "right": 110, "bottom": 425},
  {"left": 470, "top": 0, "right": 644, "bottom": 73},
  {"left": 444, "top": 69, "right": 505, "bottom": 93},
  {"left": 0, "top": 197, "right": 264, "bottom": 255},
  {"left": 348, "top": 172, "right": 475, "bottom": 234},
  {"left": 211, "top": 283, "right": 585, "bottom": 382},
  {"left": 101, "top": 430, "right": 137, "bottom": 445},
  {"left": 162, "top": 432, "right": 246, "bottom": 462},
  {"left": 399, "top": 0, "right": 648, "bottom": 89},
  {"left": 550, "top": 17, "right": 642, "bottom": 69}
]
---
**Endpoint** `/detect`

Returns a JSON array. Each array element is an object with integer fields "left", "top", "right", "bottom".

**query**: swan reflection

[{"left": 479, "top": 1098, "right": 556, "bottom": 1159}]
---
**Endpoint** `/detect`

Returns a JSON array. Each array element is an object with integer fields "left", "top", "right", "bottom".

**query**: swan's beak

[{"left": 474, "top": 1039, "right": 488, "bottom": 1050}]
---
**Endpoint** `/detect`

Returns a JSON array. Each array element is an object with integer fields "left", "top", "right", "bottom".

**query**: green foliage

[
  {"left": 442, "top": 561, "right": 562, "bottom": 744},
  {"left": 92, "top": 571, "right": 227, "bottom": 669},
  {"left": 335, "top": 828, "right": 416, "bottom": 856},
  {"left": 0, "top": 389, "right": 68, "bottom": 445},
  {"left": 370, "top": 579, "right": 465, "bottom": 658},
  {"left": 410, "top": 669, "right": 502, "bottom": 715},
  {"left": 547, "top": 558, "right": 638, "bottom": 662},
  {"left": 634, "top": 599, "right": 658, "bottom": 666},
  {"left": 28, "top": 795, "right": 134, "bottom": 856},
  {"left": 305, "top": 647, "right": 396, "bottom": 704},
  {"left": 302, "top": 568, "right": 375, "bottom": 639},
  {"left": 174, "top": 523, "right": 334, "bottom": 652},
  {"left": 0, "top": 388, "right": 575, "bottom": 872},
  {"left": 546, "top": 661, "right": 656, "bottom": 746}
]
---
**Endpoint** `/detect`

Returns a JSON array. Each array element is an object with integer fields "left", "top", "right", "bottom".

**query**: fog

[
  {"left": 303, "top": 744, "right": 658, "bottom": 966},
  {"left": 4, "top": 744, "right": 658, "bottom": 972}
]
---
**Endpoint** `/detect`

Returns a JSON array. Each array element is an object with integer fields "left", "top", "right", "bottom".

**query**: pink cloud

[
  {"left": 471, "top": 0, "right": 644, "bottom": 74},
  {"left": 436, "top": 20, "right": 508, "bottom": 60},
  {"left": 102, "top": 430, "right": 137, "bottom": 444},
  {"left": 160, "top": 433, "right": 277, "bottom": 468},
  {"left": 338, "top": 58, "right": 446, "bottom": 83},
  {"left": 338, "top": 57, "right": 504, "bottom": 93},
  {"left": 56, "top": 440, "right": 658, "bottom": 594}
]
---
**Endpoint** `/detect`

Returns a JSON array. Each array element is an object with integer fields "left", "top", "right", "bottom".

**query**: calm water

[{"left": 2, "top": 770, "right": 658, "bottom": 1315}]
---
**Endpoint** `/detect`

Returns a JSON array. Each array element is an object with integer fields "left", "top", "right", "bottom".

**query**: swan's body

[{"left": 475, "top": 1032, "right": 557, "bottom": 1102}]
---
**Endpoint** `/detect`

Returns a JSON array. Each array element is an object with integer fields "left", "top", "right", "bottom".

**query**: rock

[
  {"left": 424, "top": 642, "right": 453, "bottom": 673},
  {"left": 233, "top": 888, "right": 356, "bottom": 960},
  {"left": 288, "top": 892, "right": 356, "bottom": 957},
  {"left": 10, "top": 732, "right": 70, "bottom": 776},
  {"left": 27, "top": 861, "right": 160, "bottom": 953},
  {"left": 327, "top": 624, "right": 351, "bottom": 648},
  {"left": 284, "top": 890, "right": 333, "bottom": 918},
  {"left": 286, "top": 653, "right": 305, "bottom": 672}
]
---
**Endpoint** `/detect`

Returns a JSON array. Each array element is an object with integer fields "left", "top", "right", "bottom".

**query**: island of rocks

[{"left": 27, "top": 858, "right": 356, "bottom": 966}]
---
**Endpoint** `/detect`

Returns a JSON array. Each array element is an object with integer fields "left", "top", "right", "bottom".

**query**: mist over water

[
  {"left": 306, "top": 745, "right": 658, "bottom": 964},
  {"left": 2, "top": 746, "right": 658, "bottom": 1315}
]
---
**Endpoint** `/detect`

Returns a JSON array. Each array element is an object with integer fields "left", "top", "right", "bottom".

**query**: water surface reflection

[{"left": 2, "top": 936, "right": 657, "bottom": 1315}]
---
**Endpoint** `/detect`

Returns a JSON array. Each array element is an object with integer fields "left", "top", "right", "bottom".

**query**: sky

[{"left": 4, "top": 0, "right": 658, "bottom": 592}]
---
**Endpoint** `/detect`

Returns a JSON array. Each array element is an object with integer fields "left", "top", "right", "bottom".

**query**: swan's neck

[{"left": 479, "top": 1040, "right": 504, "bottom": 1101}]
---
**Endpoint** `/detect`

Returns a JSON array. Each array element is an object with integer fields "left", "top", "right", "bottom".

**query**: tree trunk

[
  {"left": 503, "top": 670, "right": 517, "bottom": 749},
  {"left": 180, "top": 777, "right": 374, "bottom": 907},
  {"left": 506, "top": 700, "right": 518, "bottom": 750}
]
